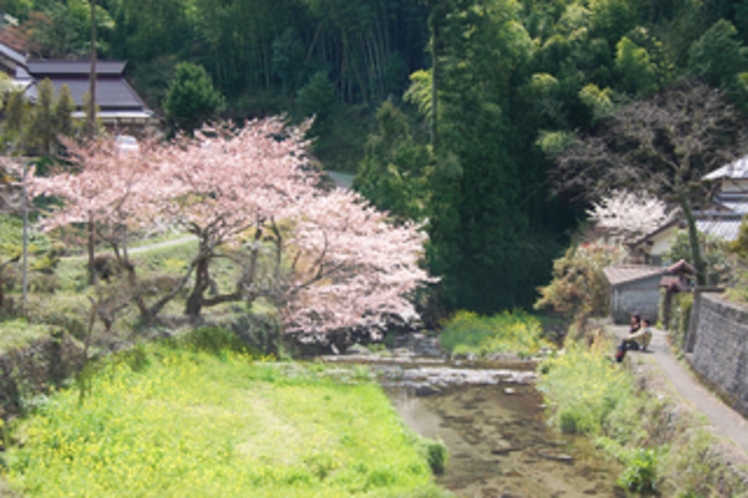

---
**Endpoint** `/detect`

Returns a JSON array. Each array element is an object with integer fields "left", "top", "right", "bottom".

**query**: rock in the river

[
  {"left": 415, "top": 386, "right": 442, "bottom": 397},
  {"left": 538, "top": 451, "right": 574, "bottom": 462}
]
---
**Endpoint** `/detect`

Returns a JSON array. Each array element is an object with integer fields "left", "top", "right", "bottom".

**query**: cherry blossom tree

[
  {"left": 31, "top": 118, "right": 434, "bottom": 334},
  {"left": 30, "top": 137, "right": 171, "bottom": 322},
  {"left": 587, "top": 189, "right": 671, "bottom": 241},
  {"left": 282, "top": 189, "right": 432, "bottom": 336},
  {"left": 149, "top": 119, "right": 320, "bottom": 318}
]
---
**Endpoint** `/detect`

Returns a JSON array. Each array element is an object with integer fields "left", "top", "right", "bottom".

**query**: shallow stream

[{"left": 322, "top": 338, "right": 625, "bottom": 497}]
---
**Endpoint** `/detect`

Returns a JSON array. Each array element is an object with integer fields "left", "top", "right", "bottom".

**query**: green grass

[
  {"left": 6, "top": 341, "right": 448, "bottom": 497},
  {"left": 537, "top": 338, "right": 748, "bottom": 496},
  {"left": 537, "top": 341, "right": 637, "bottom": 436},
  {"left": 0, "top": 318, "right": 56, "bottom": 352},
  {"left": 438, "top": 310, "right": 548, "bottom": 358}
]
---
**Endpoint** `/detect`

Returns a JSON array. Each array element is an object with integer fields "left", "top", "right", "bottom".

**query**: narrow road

[
  {"left": 616, "top": 325, "right": 748, "bottom": 454},
  {"left": 67, "top": 235, "right": 197, "bottom": 261}
]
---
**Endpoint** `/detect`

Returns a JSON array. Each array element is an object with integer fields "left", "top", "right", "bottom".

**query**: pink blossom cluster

[{"left": 30, "top": 118, "right": 434, "bottom": 334}]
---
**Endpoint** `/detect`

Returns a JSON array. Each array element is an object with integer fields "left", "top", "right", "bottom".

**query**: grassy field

[{"left": 5, "top": 334, "right": 448, "bottom": 498}]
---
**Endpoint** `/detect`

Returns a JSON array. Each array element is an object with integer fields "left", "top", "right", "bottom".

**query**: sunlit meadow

[{"left": 6, "top": 343, "right": 445, "bottom": 497}]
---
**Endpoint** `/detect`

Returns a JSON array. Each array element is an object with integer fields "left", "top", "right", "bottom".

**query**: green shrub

[
  {"left": 439, "top": 310, "right": 546, "bottom": 358},
  {"left": 619, "top": 448, "right": 658, "bottom": 493},
  {"left": 0, "top": 318, "right": 56, "bottom": 352},
  {"left": 24, "top": 293, "right": 89, "bottom": 340},
  {"left": 670, "top": 293, "right": 693, "bottom": 349},
  {"left": 537, "top": 342, "right": 636, "bottom": 435},
  {"left": 409, "top": 433, "right": 449, "bottom": 476},
  {"left": 424, "top": 439, "right": 448, "bottom": 475},
  {"left": 177, "top": 326, "right": 251, "bottom": 356},
  {"left": 535, "top": 242, "right": 622, "bottom": 322}
]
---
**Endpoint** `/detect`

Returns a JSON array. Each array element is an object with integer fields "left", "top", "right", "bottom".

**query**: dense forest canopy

[{"left": 4, "top": 0, "right": 748, "bottom": 315}]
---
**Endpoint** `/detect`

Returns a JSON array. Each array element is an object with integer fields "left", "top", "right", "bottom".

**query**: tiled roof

[
  {"left": 25, "top": 77, "right": 148, "bottom": 111},
  {"left": 0, "top": 27, "right": 29, "bottom": 54},
  {"left": 667, "top": 259, "right": 696, "bottom": 275},
  {"left": 0, "top": 41, "right": 25, "bottom": 67},
  {"left": 603, "top": 264, "right": 668, "bottom": 286},
  {"left": 27, "top": 60, "right": 126, "bottom": 76}
]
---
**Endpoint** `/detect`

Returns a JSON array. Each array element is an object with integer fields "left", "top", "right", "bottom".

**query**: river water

[{"left": 322, "top": 344, "right": 625, "bottom": 497}]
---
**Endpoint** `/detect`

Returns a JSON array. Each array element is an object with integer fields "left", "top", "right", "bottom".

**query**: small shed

[{"left": 603, "top": 264, "right": 669, "bottom": 324}]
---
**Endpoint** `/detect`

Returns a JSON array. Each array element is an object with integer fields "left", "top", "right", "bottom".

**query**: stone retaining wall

[
  {"left": 0, "top": 331, "right": 83, "bottom": 416},
  {"left": 686, "top": 291, "right": 748, "bottom": 418}
]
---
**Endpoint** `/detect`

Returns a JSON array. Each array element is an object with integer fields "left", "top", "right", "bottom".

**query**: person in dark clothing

[{"left": 616, "top": 314, "right": 650, "bottom": 362}]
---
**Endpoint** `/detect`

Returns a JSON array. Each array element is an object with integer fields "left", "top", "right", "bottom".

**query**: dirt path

[
  {"left": 612, "top": 324, "right": 748, "bottom": 455},
  {"left": 67, "top": 235, "right": 196, "bottom": 261}
]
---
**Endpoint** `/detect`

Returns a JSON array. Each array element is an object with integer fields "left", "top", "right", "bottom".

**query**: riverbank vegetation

[
  {"left": 5, "top": 329, "right": 449, "bottom": 498},
  {"left": 538, "top": 338, "right": 748, "bottom": 496},
  {"left": 438, "top": 310, "right": 547, "bottom": 359}
]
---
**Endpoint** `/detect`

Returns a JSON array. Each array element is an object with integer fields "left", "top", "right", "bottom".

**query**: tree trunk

[
  {"left": 185, "top": 255, "right": 210, "bottom": 318},
  {"left": 429, "top": 5, "right": 438, "bottom": 150},
  {"left": 679, "top": 192, "right": 707, "bottom": 286}
]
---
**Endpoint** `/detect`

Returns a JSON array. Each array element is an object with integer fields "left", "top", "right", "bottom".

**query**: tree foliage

[
  {"left": 12, "top": 0, "right": 748, "bottom": 313},
  {"left": 535, "top": 242, "right": 623, "bottom": 322},
  {"left": 587, "top": 190, "right": 670, "bottom": 241},
  {"left": 353, "top": 100, "right": 432, "bottom": 222},
  {"left": 551, "top": 81, "right": 748, "bottom": 284},
  {"left": 31, "top": 119, "right": 433, "bottom": 333},
  {"left": 666, "top": 229, "right": 734, "bottom": 286},
  {"left": 163, "top": 62, "right": 226, "bottom": 134}
]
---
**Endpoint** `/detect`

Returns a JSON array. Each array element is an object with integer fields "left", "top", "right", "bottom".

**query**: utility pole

[
  {"left": 21, "top": 160, "right": 28, "bottom": 304},
  {"left": 88, "top": 0, "right": 97, "bottom": 139},
  {"left": 87, "top": 0, "right": 97, "bottom": 285}
]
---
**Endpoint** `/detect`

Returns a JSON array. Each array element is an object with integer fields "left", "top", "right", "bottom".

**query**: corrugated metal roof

[
  {"left": 704, "top": 155, "right": 748, "bottom": 181},
  {"left": 603, "top": 264, "right": 668, "bottom": 286},
  {"left": 27, "top": 60, "right": 126, "bottom": 76},
  {"left": 696, "top": 217, "right": 743, "bottom": 241}
]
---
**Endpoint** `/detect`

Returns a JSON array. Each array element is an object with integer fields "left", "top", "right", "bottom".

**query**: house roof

[
  {"left": 696, "top": 214, "right": 744, "bottom": 242},
  {"left": 660, "top": 276, "right": 690, "bottom": 292},
  {"left": 26, "top": 77, "right": 148, "bottom": 110},
  {"left": 714, "top": 200, "right": 748, "bottom": 214},
  {"left": 0, "top": 41, "right": 25, "bottom": 68},
  {"left": 627, "top": 217, "right": 682, "bottom": 249},
  {"left": 23, "top": 60, "right": 150, "bottom": 113},
  {"left": 26, "top": 60, "right": 127, "bottom": 76},
  {"left": 666, "top": 259, "right": 696, "bottom": 275},
  {"left": 603, "top": 264, "right": 668, "bottom": 286},
  {"left": 703, "top": 154, "right": 748, "bottom": 181},
  {"left": 0, "top": 26, "right": 29, "bottom": 54}
]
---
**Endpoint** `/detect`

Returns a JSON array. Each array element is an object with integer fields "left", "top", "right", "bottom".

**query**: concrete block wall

[{"left": 687, "top": 292, "right": 748, "bottom": 418}]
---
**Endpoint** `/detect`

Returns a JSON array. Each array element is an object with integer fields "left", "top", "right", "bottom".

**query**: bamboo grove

[{"left": 6, "top": 0, "right": 748, "bottom": 313}]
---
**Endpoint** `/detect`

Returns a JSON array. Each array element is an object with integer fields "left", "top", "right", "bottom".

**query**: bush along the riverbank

[
  {"left": 4, "top": 328, "right": 451, "bottom": 498},
  {"left": 538, "top": 339, "right": 748, "bottom": 496},
  {"left": 438, "top": 310, "right": 549, "bottom": 359}
]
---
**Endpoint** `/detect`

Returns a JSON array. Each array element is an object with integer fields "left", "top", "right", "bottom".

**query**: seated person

[
  {"left": 629, "top": 313, "right": 641, "bottom": 335},
  {"left": 624, "top": 317, "right": 653, "bottom": 352}
]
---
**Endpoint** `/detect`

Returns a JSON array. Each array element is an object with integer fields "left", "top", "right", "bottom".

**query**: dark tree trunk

[
  {"left": 185, "top": 255, "right": 210, "bottom": 318},
  {"left": 679, "top": 192, "right": 707, "bottom": 286}
]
